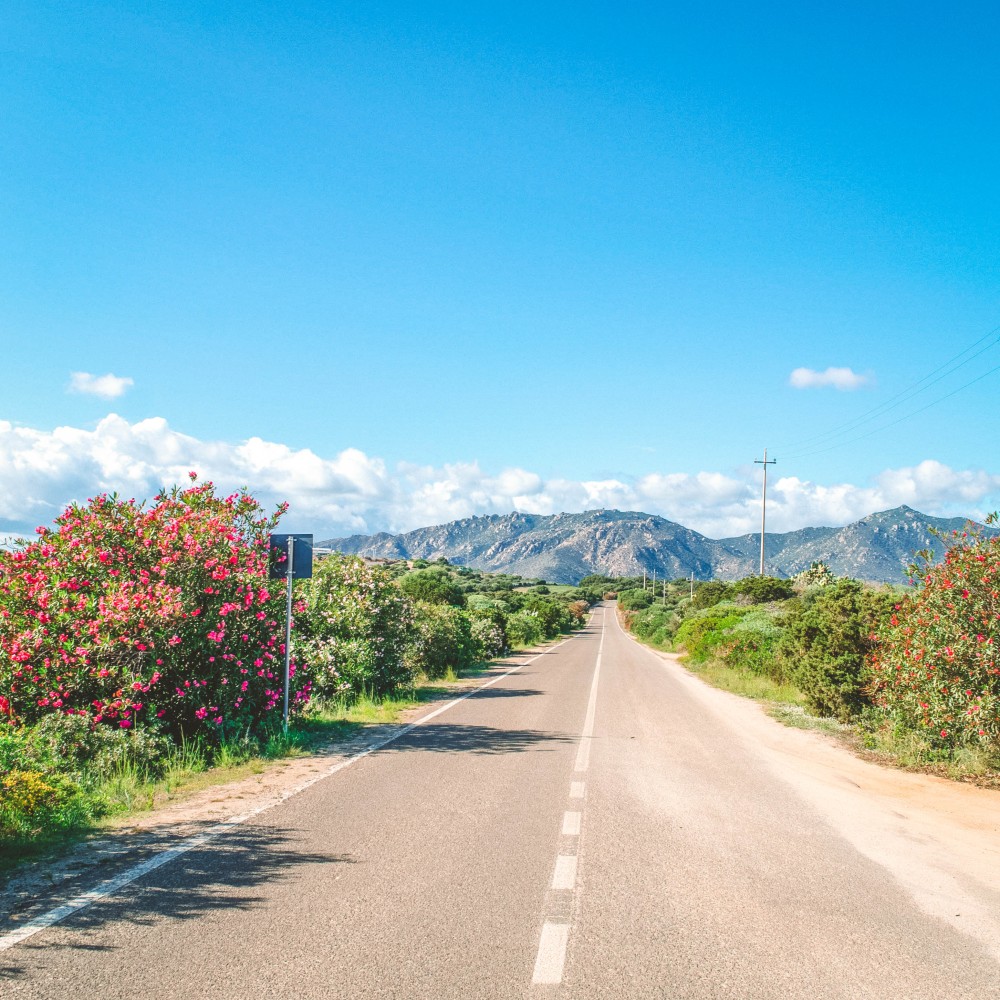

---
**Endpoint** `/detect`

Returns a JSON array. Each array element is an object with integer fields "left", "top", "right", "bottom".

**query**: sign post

[{"left": 268, "top": 533, "right": 314, "bottom": 733}]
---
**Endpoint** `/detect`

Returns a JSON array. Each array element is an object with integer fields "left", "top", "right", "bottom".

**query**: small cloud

[
  {"left": 789, "top": 366, "right": 871, "bottom": 391},
  {"left": 68, "top": 372, "right": 134, "bottom": 399}
]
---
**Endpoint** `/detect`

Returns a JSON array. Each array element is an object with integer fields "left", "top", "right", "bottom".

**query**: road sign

[{"left": 268, "top": 533, "right": 314, "bottom": 580}]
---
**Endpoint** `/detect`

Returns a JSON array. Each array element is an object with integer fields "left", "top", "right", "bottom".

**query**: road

[{"left": 3, "top": 604, "right": 1000, "bottom": 998}]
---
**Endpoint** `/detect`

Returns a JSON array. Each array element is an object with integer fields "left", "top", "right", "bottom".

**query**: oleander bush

[
  {"left": 0, "top": 478, "right": 298, "bottom": 742},
  {"left": 867, "top": 522, "right": 1000, "bottom": 751}
]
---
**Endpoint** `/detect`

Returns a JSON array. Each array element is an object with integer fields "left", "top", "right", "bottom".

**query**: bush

[
  {"left": 719, "top": 608, "right": 786, "bottom": 677},
  {"left": 867, "top": 523, "right": 1000, "bottom": 750},
  {"left": 0, "top": 479, "right": 294, "bottom": 741},
  {"left": 618, "top": 588, "right": 653, "bottom": 611},
  {"left": 506, "top": 609, "right": 545, "bottom": 648},
  {"left": 692, "top": 581, "right": 733, "bottom": 609},
  {"left": 777, "top": 580, "right": 892, "bottom": 721},
  {"left": 300, "top": 555, "right": 414, "bottom": 699},
  {"left": 674, "top": 605, "right": 750, "bottom": 662},
  {"left": 733, "top": 576, "right": 794, "bottom": 604},
  {"left": 398, "top": 569, "right": 467, "bottom": 607},
  {"left": 407, "top": 602, "right": 476, "bottom": 679}
]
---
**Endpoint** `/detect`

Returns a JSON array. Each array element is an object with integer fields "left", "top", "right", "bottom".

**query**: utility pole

[
  {"left": 690, "top": 572, "right": 694, "bottom": 601},
  {"left": 651, "top": 568, "right": 656, "bottom": 597},
  {"left": 754, "top": 448, "right": 777, "bottom": 576},
  {"left": 643, "top": 569, "right": 647, "bottom": 591}
]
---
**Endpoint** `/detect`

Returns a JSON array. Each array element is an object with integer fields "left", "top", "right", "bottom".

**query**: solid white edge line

[
  {"left": 0, "top": 636, "right": 576, "bottom": 953},
  {"left": 532, "top": 922, "right": 571, "bottom": 984}
]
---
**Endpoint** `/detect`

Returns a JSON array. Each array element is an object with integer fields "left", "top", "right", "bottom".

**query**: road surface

[{"left": 3, "top": 604, "right": 1000, "bottom": 998}]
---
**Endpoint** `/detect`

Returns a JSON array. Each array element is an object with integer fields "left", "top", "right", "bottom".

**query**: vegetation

[
  {"left": 620, "top": 541, "right": 999, "bottom": 782},
  {"left": 0, "top": 486, "right": 591, "bottom": 851}
]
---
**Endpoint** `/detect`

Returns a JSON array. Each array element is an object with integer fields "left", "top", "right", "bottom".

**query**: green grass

[{"left": 683, "top": 658, "right": 806, "bottom": 707}]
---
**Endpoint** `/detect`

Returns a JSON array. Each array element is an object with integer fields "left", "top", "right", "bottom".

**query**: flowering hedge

[
  {"left": 867, "top": 524, "right": 1000, "bottom": 749},
  {"left": 299, "top": 554, "right": 414, "bottom": 698},
  {"left": 0, "top": 478, "right": 306, "bottom": 740}
]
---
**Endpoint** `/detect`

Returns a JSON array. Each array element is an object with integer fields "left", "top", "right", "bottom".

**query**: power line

[
  {"left": 781, "top": 359, "right": 1000, "bottom": 461},
  {"left": 775, "top": 324, "right": 1000, "bottom": 456}
]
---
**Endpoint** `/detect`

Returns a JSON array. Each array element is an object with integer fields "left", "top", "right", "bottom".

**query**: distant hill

[{"left": 321, "top": 506, "right": 993, "bottom": 585}]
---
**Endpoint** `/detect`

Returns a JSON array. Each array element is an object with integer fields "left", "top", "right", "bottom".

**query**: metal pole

[
  {"left": 755, "top": 449, "right": 777, "bottom": 576},
  {"left": 690, "top": 572, "right": 694, "bottom": 601},
  {"left": 282, "top": 536, "right": 295, "bottom": 733}
]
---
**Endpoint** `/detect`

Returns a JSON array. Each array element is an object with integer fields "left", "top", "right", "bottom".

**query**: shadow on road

[
  {"left": 381, "top": 722, "right": 574, "bottom": 755},
  {"left": 0, "top": 824, "right": 348, "bottom": 980},
  {"left": 467, "top": 687, "right": 545, "bottom": 700}
]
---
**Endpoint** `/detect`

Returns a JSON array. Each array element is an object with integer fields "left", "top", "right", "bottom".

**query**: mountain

[{"left": 320, "top": 506, "right": 993, "bottom": 585}]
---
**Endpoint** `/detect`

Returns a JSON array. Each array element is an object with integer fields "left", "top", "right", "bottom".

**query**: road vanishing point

[{"left": 3, "top": 604, "right": 1000, "bottom": 998}]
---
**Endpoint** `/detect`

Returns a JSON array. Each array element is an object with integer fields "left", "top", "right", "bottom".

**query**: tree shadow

[
  {"left": 380, "top": 722, "right": 574, "bottom": 755},
  {"left": 467, "top": 687, "right": 545, "bottom": 699},
  {"left": 0, "top": 823, "right": 350, "bottom": 979}
]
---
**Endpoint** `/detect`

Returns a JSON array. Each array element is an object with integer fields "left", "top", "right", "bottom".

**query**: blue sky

[{"left": 2, "top": 1, "right": 999, "bottom": 539}]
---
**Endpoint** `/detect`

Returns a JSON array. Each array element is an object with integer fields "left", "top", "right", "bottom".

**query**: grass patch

[
  {"left": 766, "top": 704, "right": 846, "bottom": 736},
  {"left": 684, "top": 658, "right": 806, "bottom": 707}
]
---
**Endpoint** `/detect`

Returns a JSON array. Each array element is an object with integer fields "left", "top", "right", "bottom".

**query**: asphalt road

[{"left": 3, "top": 604, "right": 1000, "bottom": 998}]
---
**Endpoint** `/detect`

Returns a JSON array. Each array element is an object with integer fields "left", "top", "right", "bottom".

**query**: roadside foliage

[
  {"left": 867, "top": 525, "right": 1000, "bottom": 749},
  {"left": 0, "top": 486, "right": 590, "bottom": 845}
]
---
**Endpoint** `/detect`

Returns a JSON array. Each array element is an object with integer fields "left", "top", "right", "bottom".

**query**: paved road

[{"left": 3, "top": 604, "right": 1000, "bottom": 998}]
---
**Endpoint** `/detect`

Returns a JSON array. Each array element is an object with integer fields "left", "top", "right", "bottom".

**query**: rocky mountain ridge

[{"left": 321, "top": 505, "right": 994, "bottom": 584}]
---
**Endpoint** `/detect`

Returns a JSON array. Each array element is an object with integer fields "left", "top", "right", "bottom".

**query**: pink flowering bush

[
  {"left": 867, "top": 521, "right": 1000, "bottom": 751},
  {"left": 0, "top": 477, "right": 308, "bottom": 740}
]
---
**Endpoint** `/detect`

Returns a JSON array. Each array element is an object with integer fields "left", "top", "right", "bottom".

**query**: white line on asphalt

[
  {"left": 532, "top": 922, "right": 571, "bottom": 984},
  {"left": 552, "top": 854, "right": 578, "bottom": 890},
  {"left": 562, "top": 811, "right": 582, "bottom": 836},
  {"left": 574, "top": 616, "right": 604, "bottom": 773},
  {"left": 0, "top": 637, "right": 575, "bottom": 954},
  {"left": 530, "top": 612, "right": 606, "bottom": 988}
]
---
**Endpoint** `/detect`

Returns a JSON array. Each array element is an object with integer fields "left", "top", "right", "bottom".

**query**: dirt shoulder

[{"left": 638, "top": 639, "right": 1000, "bottom": 961}]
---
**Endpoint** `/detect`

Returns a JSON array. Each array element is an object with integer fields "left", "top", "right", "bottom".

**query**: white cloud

[
  {"left": 789, "top": 366, "right": 871, "bottom": 391},
  {"left": 0, "top": 415, "right": 997, "bottom": 541},
  {"left": 68, "top": 372, "right": 135, "bottom": 399}
]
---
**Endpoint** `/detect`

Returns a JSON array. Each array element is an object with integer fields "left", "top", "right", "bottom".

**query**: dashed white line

[
  {"left": 530, "top": 610, "right": 606, "bottom": 988},
  {"left": 552, "top": 854, "right": 578, "bottom": 890},
  {"left": 532, "top": 922, "right": 571, "bottom": 984},
  {"left": 562, "top": 811, "right": 582, "bottom": 836}
]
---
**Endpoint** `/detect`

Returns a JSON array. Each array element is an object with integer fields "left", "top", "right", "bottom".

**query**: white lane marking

[
  {"left": 531, "top": 611, "right": 606, "bottom": 987},
  {"left": 574, "top": 617, "right": 604, "bottom": 773},
  {"left": 532, "top": 922, "right": 570, "bottom": 984},
  {"left": 0, "top": 637, "right": 576, "bottom": 954},
  {"left": 552, "top": 854, "right": 577, "bottom": 890}
]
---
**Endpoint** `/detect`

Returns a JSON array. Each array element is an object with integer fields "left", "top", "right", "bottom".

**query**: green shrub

[
  {"left": 674, "top": 605, "right": 750, "bottom": 662},
  {"left": 776, "top": 580, "right": 891, "bottom": 722},
  {"left": 506, "top": 609, "right": 545, "bottom": 648},
  {"left": 733, "top": 575, "right": 794, "bottom": 604},
  {"left": 398, "top": 568, "right": 467, "bottom": 607},
  {"left": 407, "top": 602, "right": 476, "bottom": 678},
  {"left": 301, "top": 555, "right": 415, "bottom": 699},
  {"left": 719, "top": 608, "right": 785, "bottom": 677},
  {"left": 691, "top": 581, "right": 734, "bottom": 609},
  {"left": 618, "top": 588, "right": 653, "bottom": 611}
]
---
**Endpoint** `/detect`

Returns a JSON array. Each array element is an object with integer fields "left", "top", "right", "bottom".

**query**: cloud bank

[
  {"left": 0, "top": 415, "right": 997, "bottom": 542},
  {"left": 789, "top": 366, "right": 871, "bottom": 390},
  {"left": 68, "top": 372, "right": 135, "bottom": 399}
]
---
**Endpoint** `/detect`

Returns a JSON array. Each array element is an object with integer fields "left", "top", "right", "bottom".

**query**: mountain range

[{"left": 321, "top": 506, "right": 993, "bottom": 585}]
